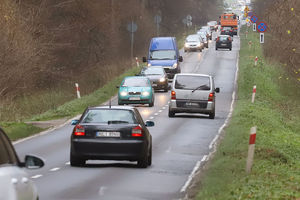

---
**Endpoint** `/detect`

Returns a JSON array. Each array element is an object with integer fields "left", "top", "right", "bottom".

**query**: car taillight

[
  {"left": 208, "top": 93, "right": 214, "bottom": 101},
  {"left": 74, "top": 125, "right": 85, "bottom": 136},
  {"left": 230, "top": 30, "right": 233, "bottom": 32},
  {"left": 171, "top": 90, "right": 176, "bottom": 100},
  {"left": 132, "top": 126, "right": 143, "bottom": 137},
  {"left": 216, "top": 38, "right": 220, "bottom": 42},
  {"left": 228, "top": 37, "right": 232, "bottom": 41}
]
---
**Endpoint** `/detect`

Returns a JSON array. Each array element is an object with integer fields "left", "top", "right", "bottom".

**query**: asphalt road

[{"left": 15, "top": 31, "right": 240, "bottom": 200}]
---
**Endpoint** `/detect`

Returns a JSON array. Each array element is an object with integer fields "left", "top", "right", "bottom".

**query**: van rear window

[{"left": 175, "top": 75, "right": 210, "bottom": 90}]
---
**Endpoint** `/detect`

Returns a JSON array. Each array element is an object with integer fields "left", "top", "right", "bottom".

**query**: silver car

[
  {"left": 184, "top": 34, "right": 204, "bottom": 52},
  {"left": 168, "top": 74, "right": 220, "bottom": 119},
  {"left": 196, "top": 32, "right": 209, "bottom": 48},
  {"left": 0, "top": 127, "right": 44, "bottom": 200}
]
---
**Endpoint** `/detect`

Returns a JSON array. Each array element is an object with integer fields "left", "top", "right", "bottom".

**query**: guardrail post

[
  {"left": 251, "top": 85, "right": 256, "bottom": 103},
  {"left": 75, "top": 83, "right": 81, "bottom": 99},
  {"left": 246, "top": 126, "right": 257, "bottom": 173}
]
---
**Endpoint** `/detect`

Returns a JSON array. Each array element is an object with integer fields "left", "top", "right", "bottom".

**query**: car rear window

[
  {"left": 175, "top": 75, "right": 210, "bottom": 90},
  {"left": 123, "top": 78, "right": 149, "bottom": 87},
  {"left": 219, "top": 36, "right": 229, "bottom": 41},
  {"left": 81, "top": 109, "right": 137, "bottom": 124}
]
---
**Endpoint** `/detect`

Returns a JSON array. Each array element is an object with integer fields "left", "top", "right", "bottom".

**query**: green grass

[
  {"left": 195, "top": 26, "right": 300, "bottom": 199},
  {"left": 1, "top": 122, "right": 44, "bottom": 141}
]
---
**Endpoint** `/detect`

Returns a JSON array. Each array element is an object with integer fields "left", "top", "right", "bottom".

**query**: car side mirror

[
  {"left": 142, "top": 57, "right": 147, "bottom": 62},
  {"left": 145, "top": 120, "right": 155, "bottom": 127},
  {"left": 215, "top": 88, "right": 220, "bottom": 93},
  {"left": 71, "top": 119, "right": 79, "bottom": 125},
  {"left": 23, "top": 155, "right": 44, "bottom": 169},
  {"left": 179, "top": 56, "right": 183, "bottom": 62}
]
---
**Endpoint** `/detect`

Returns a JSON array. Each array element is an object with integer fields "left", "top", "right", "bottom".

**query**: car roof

[
  {"left": 150, "top": 37, "right": 175, "bottom": 50},
  {"left": 87, "top": 106, "right": 136, "bottom": 111},
  {"left": 175, "top": 73, "right": 211, "bottom": 78},
  {"left": 124, "top": 76, "right": 149, "bottom": 79}
]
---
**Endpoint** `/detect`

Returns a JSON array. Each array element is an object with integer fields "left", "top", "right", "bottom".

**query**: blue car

[{"left": 118, "top": 76, "right": 155, "bottom": 107}]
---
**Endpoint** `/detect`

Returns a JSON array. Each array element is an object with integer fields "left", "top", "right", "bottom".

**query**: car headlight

[
  {"left": 184, "top": 43, "right": 189, "bottom": 47},
  {"left": 147, "top": 63, "right": 151, "bottom": 67},
  {"left": 196, "top": 43, "right": 201, "bottom": 47},
  {"left": 172, "top": 63, "right": 178, "bottom": 68},
  {"left": 159, "top": 77, "right": 166, "bottom": 82},
  {"left": 142, "top": 91, "right": 150, "bottom": 96},
  {"left": 120, "top": 91, "right": 128, "bottom": 96}
]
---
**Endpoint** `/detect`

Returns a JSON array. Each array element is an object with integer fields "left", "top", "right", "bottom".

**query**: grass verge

[{"left": 195, "top": 26, "right": 300, "bottom": 199}]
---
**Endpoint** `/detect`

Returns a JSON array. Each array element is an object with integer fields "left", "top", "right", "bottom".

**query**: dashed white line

[
  {"left": 162, "top": 107, "right": 166, "bottom": 109},
  {"left": 31, "top": 174, "right": 43, "bottom": 179},
  {"left": 158, "top": 110, "right": 162, "bottom": 113},
  {"left": 149, "top": 116, "right": 154, "bottom": 120},
  {"left": 98, "top": 186, "right": 108, "bottom": 196},
  {"left": 50, "top": 167, "right": 60, "bottom": 172},
  {"left": 166, "top": 146, "right": 172, "bottom": 153},
  {"left": 154, "top": 113, "right": 159, "bottom": 116}
]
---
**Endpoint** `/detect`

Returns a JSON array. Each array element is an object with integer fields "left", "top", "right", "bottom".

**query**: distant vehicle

[
  {"left": 138, "top": 66, "right": 168, "bottom": 92},
  {"left": 221, "top": 26, "right": 234, "bottom": 36},
  {"left": 184, "top": 34, "right": 204, "bottom": 52},
  {"left": 143, "top": 37, "right": 183, "bottom": 79},
  {"left": 0, "top": 127, "right": 44, "bottom": 200},
  {"left": 199, "top": 26, "right": 212, "bottom": 40},
  {"left": 117, "top": 76, "right": 155, "bottom": 107},
  {"left": 168, "top": 74, "right": 220, "bottom": 119},
  {"left": 70, "top": 106, "right": 154, "bottom": 168},
  {"left": 207, "top": 21, "right": 218, "bottom": 31},
  {"left": 197, "top": 31, "right": 209, "bottom": 48},
  {"left": 215, "top": 35, "right": 232, "bottom": 51},
  {"left": 220, "top": 13, "right": 238, "bottom": 35}
]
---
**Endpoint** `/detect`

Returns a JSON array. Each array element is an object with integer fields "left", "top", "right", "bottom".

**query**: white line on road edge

[
  {"left": 180, "top": 160, "right": 202, "bottom": 193},
  {"left": 181, "top": 53, "right": 240, "bottom": 196},
  {"left": 65, "top": 162, "right": 70, "bottom": 165},
  {"left": 31, "top": 174, "right": 43, "bottom": 179},
  {"left": 50, "top": 167, "right": 60, "bottom": 172}
]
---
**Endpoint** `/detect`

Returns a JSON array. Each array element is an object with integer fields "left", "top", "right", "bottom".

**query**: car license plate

[
  {"left": 129, "top": 97, "right": 140, "bottom": 100},
  {"left": 152, "top": 84, "right": 157, "bottom": 87},
  {"left": 96, "top": 132, "right": 120, "bottom": 137},
  {"left": 221, "top": 44, "right": 227, "bottom": 46},
  {"left": 186, "top": 102, "right": 198, "bottom": 107}
]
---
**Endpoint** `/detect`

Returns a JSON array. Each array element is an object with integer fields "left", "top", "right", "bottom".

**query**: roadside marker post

[
  {"left": 253, "top": 23, "right": 256, "bottom": 32},
  {"left": 75, "top": 83, "right": 81, "bottom": 99},
  {"left": 135, "top": 57, "right": 140, "bottom": 67},
  {"left": 260, "top": 33, "right": 264, "bottom": 44},
  {"left": 252, "top": 85, "right": 256, "bottom": 103},
  {"left": 254, "top": 56, "right": 258, "bottom": 66},
  {"left": 246, "top": 127, "right": 257, "bottom": 173}
]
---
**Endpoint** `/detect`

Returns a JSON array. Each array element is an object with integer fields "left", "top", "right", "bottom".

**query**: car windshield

[
  {"left": 142, "top": 67, "right": 164, "bottom": 75},
  {"left": 175, "top": 75, "right": 210, "bottom": 90},
  {"left": 122, "top": 78, "right": 149, "bottom": 87},
  {"left": 186, "top": 36, "right": 199, "bottom": 42},
  {"left": 81, "top": 109, "right": 137, "bottom": 124},
  {"left": 150, "top": 50, "right": 176, "bottom": 60}
]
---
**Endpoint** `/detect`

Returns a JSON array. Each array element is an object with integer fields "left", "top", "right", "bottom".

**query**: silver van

[{"left": 168, "top": 74, "right": 220, "bottom": 119}]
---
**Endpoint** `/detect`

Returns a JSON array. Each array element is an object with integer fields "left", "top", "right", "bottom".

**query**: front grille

[{"left": 129, "top": 92, "right": 141, "bottom": 95}]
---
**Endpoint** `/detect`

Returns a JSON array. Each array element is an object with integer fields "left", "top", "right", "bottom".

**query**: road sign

[
  {"left": 186, "top": 15, "right": 192, "bottom": 21},
  {"left": 253, "top": 23, "right": 256, "bottom": 32},
  {"left": 260, "top": 33, "right": 264, "bottom": 43},
  {"left": 245, "top": 18, "right": 250, "bottom": 23},
  {"left": 250, "top": 15, "right": 258, "bottom": 23},
  {"left": 257, "top": 21, "right": 268, "bottom": 33},
  {"left": 127, "top": 22, "right": 138, "bottom": 33}
]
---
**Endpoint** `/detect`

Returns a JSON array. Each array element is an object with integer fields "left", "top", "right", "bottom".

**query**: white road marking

[
  {"left": 65, "top": 162, "right": 70, "bottom": 165},
  {"left": 162, "top": 107, "right": 166, "bottom": 109},
  {"left": 166, "top": 146, "right": 172, "bottom": 153},
  {"left": 149, "top": 116, "right": 154, "bottom": 120},
  {"left": 180, "top": 160, "right": 202, "bottom": 193},
  {"left": 98, "top": 186, "right": 108, "bottom": 196},
  {"left": 31, "top": 174, "right": 43, "bottom": 179},
  {"left": 201, "top": 155, "right": 208, "bottom": 162},
  {"left": 158, "top": 110, "right": 162, "bottom": 113},
  {"left": 50, "top": 167, "right": 60, "bottom": 172},
  {"left": 154, "top": 113, "right": 158, "bottom": 116}
]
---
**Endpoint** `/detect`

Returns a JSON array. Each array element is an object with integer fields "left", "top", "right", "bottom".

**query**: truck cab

[{"left": 143, "top": 37, "right": 183, "bottom": 79}]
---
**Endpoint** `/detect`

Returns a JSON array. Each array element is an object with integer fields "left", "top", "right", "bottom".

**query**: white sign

[
  {"left": 260, "top": 33, "right": 264, "bottom": 43},
  {"left": 253, "top": 23, "right": 256, "bottom": 32}
]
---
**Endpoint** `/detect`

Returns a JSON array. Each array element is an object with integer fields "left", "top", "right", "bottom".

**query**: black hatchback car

[
  {"left": 215, "top": 35, "right": 232, "bottom": 51},
  {"left": 221, "top": 26, "right": 234, "bottom": 37},
  {"left": 70, "top": 106, "right": 154, "bottom": 168},
  {"left": 138, "top": 66, "right": 169, "bottom": 92}
]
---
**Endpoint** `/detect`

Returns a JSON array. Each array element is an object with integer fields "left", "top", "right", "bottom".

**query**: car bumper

[
  {"left": 169, "top": 100, "right": 214, "bottom": 114},
  {"left": 71, "top": 138, "right": 146, "bottom": 160},
  {"left": 118, "top": 95, "right": 152, "bottom": 104},
  {"left": 184, "top": 46, "right": 202, "bottom": 51}
]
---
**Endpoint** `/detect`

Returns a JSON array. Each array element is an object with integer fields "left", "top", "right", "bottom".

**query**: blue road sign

[
  {"left": 257, "top": 22, "right": 268, "bottom": 33},
  {"left": 250, "top": 15, "right": 258, "bottom": 23}
]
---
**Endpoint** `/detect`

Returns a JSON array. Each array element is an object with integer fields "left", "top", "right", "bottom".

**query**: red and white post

[
  {"left": 254, "top": 56, "right": 258, "bottom": 66},
  {"left": 251, "top": 85, "right": 256, "bottom": 103},
  {"left": 135, "top": 57, "right": 140, "bottom": 67},
  {"left": 246, "top": 126, "right": 257, "bottom": 173},
  {"left": 75, "top": 83, "right": 81, "bottom": 99}
]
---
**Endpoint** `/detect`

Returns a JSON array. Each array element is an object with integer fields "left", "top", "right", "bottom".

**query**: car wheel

[
  {"left": 137, "top": 149, "right": 149, "bottom": 168},
  {"left": 215, "top": 47, "right": 218, "bottom": 50},
  {"left": 229, "top": 48, "right": 232, "bottom": 51},
  {"left": 118, "top": 101, "right": 123, "bottom": 105},
  {"left": 199, "top": 49, "right": 202, "bottom": 52},
  {"left": 148, "top": 144, "right": 152, "bottom": 166},
  {"left": 209, "top": 112, "right": 215, "bottom": 119},
  {"left": 70, "top": 153, "right": 85, "bottom": 167},
  {"left": 164, "top": 88, "right": 168, "bottom": 92},
  {"left": 168, "top": 110, "right": 175, "bottom": 117}
]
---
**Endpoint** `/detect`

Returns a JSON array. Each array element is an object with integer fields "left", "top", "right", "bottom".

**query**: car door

[{"left": 0, "top": 130, "right": 37, "bottom": 200}]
